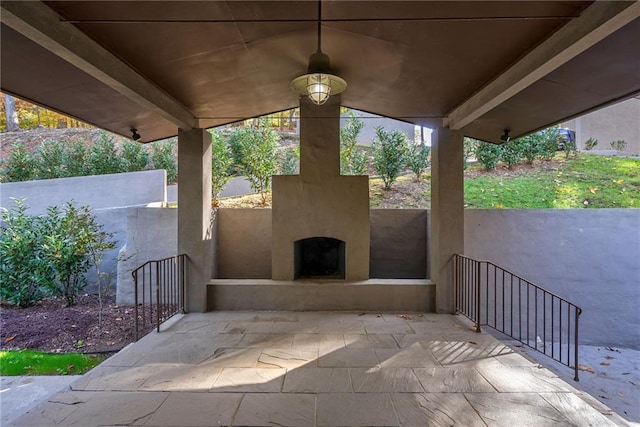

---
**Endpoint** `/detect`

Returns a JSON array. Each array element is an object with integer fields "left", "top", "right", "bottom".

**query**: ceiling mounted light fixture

[
  {"left": 500, "top": 129, "right": 511, "bottom": 143},
  {"left": 131, "top": 128, "right": 141, "bottom": 141},
  {"left": 291, "top": 1, "right": 346, "bottom": 105}
]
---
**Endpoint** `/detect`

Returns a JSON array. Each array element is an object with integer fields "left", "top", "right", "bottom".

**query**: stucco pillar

[
  {"left": 178, "top": 128, "right": 212, "bottom": 313},
  {"left": 430, "top": 127, "right": 464, "bottom": 313}
]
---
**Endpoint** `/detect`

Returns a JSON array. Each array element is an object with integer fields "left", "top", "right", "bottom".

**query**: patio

[{"left": 9, "top": 311, "right": 630, "bottom": 427}]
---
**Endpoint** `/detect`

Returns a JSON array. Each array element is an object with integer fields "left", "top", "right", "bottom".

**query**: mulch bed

[{"left": 0, "top": 295, "right": 138, "bottom": 354}]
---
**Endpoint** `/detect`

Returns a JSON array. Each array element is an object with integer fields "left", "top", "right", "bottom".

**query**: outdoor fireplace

[{"left": 272, "top": 96, "right": 370, "bottom": 280}]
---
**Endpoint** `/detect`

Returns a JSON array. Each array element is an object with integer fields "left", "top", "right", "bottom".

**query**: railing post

[
  {"left": 574, "top": 307, "right": 581, "bottom": 381},
  {"left": 453, "top": 255, "right": 458, "bottom": 313},
  {"left": 133, "top": 270, "right": 139, "bottom": 341},
  {"left": 156, "top": 261, "right": 161, "bottom": 333},
  {"left": 475, "top": 260, "right": 481, "bottom": 333}
]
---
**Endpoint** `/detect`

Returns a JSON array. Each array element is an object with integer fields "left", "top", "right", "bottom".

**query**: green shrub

[
  {"left": 278, "top": 145, "right": 299, "bottom": 175},
  {"left": 210, "top": 130, "right": 233, "bottom": 206},
  {"left": 64, "top": 141, "right": 88, "bottom": 177},
  {"left": 584, "top": 137, "right": 598, "bottom": 150},
  {"left": 227, "top": 122, "right": 279, "bottom": 204},
  {"left": 34, "top": 139, "right": 67, "bottom": 179},
  {"left": 40, "top": 202, "right": 115, "bottom": 306},
  {"left": 538, "top": 127, "right": 559, "bottom": 161},
  {"left": 474, "top": 142, "right": 502, "bottom": 171},
  {"left": 501, "top": 140, "right": 523, "bottom": 169},
  {"left": 120, "top": 140, "right": 149, "bottom": 172},
  {"left": 340, "top": 112, "right": 368, "bottom": 175},
  {"left": 0, "top": 199, "right": 52, "bottom": 307},
  {"left": 514, "top": 135, "right": 539, "bottom": 165},
  {"left": 610, "top": 140, "right": 627, "bottom": 151},
  {"left": 406, "top": 143, "right": 430, "bottom": 181},
  {"left": 563, "top": 137, "right": 577, "bottom": 159},
  {"left": 372, "top": 127, "right": 409, "bottom": 189},
  {"left": 87, "top": 132, "right": 123, "bottom": 175},
  {"left": 150, "top": 139, "right": 177, "bottom": 184},
  {"left": 0, "top": 145, "right": 36, "bottom": 182}
]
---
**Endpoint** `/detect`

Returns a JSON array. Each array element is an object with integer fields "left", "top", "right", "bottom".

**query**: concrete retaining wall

[
  {"left": 465, "top": 209, "right": 640, "bottom": 349},
  {"left": 0, "top": 170, "right": 167, "bottom": 215},
  {"left": 115, "top": 205, "right": 178, "bottom": 305}
]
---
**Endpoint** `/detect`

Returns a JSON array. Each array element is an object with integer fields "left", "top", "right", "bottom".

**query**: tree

[
  {"left": 210, "top": 130, "right": 233, "bottom": 207},
  {"left": 3, "top": 94, "right": 19, "bottom": 131},
  {"left": 228, "top": 121, "right": 279, "bottom": 205},
  {"left": 150, "top": 139, "right": 177, "bottom": 184},
  {"left": 340, "top": 112, "right": 368, "bottom": 175},
  {"left": 372, "top": 126, "right": 409, "bottom": 189}
]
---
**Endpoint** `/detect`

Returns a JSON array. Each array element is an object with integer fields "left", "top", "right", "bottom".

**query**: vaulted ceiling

[{"left": 1, "top": 1, "right": 639, "bottom": 143}]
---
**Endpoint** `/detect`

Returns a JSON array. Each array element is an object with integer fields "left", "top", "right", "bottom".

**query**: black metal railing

[
  {"left": 132, "top": 254, "right": 186, "bottom": 340},
  {"left": 454, "top": 254, "right": 582, "bottom": 381}
]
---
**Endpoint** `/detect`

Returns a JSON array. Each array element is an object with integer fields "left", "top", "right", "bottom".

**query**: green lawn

[
  {"left": 464, "top": 154, "right": 639, "bottom": 208},
  {"left": 0, "top": 350, "right": 105, "bottom": 376}
]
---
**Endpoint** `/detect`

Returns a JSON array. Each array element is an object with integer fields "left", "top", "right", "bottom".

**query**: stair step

[{"left": 207, "top": 279, "right": 435, "bottom": 312}]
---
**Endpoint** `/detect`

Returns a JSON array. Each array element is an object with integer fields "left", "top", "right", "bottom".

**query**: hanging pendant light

[{"left": 291, "top": 1, "right": 346, "bottom": 105}]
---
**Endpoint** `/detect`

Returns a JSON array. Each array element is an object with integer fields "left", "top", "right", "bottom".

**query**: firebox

[{"left": 294, "top": 237, "right": 346, "bottom": 279}]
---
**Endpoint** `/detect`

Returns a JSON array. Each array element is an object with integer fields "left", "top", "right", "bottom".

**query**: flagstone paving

[{"left": 7, "top": 311, "right": 632, "bottom": 426}]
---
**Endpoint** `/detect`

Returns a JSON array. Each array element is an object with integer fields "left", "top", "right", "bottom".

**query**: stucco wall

[
  {"left": 216, "top": 209, "right": 272, "bottom": 279},
  {"left": 370, "top": 209, "right": 427, "bottom": 279},
  {"left": 116, "top": 206, "right": 178, "bottom": 305},
  {"left": 465, "top": 209, "right": 640, "bottom": 349},
  {"left": 562, "top": 98, "right": 640, "bottom": 155}
]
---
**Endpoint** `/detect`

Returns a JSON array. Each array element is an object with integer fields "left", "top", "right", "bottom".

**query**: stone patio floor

[{"left": 8, "top": 311, "right": 633, "bottom": 426}]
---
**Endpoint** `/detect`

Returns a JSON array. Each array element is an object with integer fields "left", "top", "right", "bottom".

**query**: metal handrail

[
  {"left": 454, "top": 254, "right": 582, "bottom": 381},
  {"left": 132, "top": 254, "right": 186, "bottom": 340}
]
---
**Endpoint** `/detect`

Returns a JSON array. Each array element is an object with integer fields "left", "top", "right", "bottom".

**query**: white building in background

[{"left": 561, "top": 97, "right": 640, "bottom": 155}]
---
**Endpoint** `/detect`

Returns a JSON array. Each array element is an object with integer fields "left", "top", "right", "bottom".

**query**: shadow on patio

[{"left": 9, "top": 311, "right": 630, "bottom": 426}]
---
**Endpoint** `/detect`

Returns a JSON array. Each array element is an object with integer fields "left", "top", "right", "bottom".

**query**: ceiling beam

[
  {"left": 0, "top": 1, "right": 196, "bottom": 130},
  {"left": 445, "top": 1, "right": 640, "bottom": 131}
]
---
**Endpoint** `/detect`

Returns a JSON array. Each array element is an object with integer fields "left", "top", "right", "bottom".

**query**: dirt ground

[{"left": 0, "top": 295, "right": 138, "bottom": 354}]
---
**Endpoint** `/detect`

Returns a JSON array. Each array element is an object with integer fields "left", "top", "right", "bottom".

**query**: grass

[
  {"left": 0, "top": 350, "right": 105, "bottom": 376},
  {"left": 465, "top": 154, "right": 640, "bottom": 208}
]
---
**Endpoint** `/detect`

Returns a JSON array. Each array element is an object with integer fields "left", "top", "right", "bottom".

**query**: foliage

[
  {"left": 463, "top": 138, "right": 478, "bottom": 170},
  {"left": 278, "top": 145, "right": 299, "bottom": 175},
  {"left": 64, "top": 140, "right": 89, "bottom": 177},
  {"left": 406, "top": 143, "right": 431, "bottom": 181},
  {"left": 563, "top": 137, "right": 577, "bottom": 159},
  {"left": 340, "top": 112, "right": 368, "bottom": 175},
  {"left": 372, "top": 126, "right": 409, "bottom": 189},
  {"left": 610, "top": 140, "right": 627, "bottom": 151},
  {"left": 227, "top": 121, "right": 280, "bottom": 204},
  {"left": 0, "top": 94, "right": 92, "bottom": 132},
  {"left": 87, "top": 132, "right": 123, "bottom": 175},
  {"left": 0, "top": 145, "right": 36, "bottom": 182},
  {"left": 40, "top": 202, "right": 115, "bottom": 306},
  {"left": 0, "top": 350, "right": 104, "bottom": 376},
  {"left": 500, "top": 140, "right": 523, "bottom": 169},
  {"left": 120, "top": 140, "right": 149, "bottom": 172},
  {"left": 584, "top": 137, "right": 598, "bottom": 151},
  {"left": 474, "top": 142, "right": 502, "bottom": 171},
  {"left": 210, "top": 130, "right": 233, "bottom": 206},
  {"left": 150, "top": 139, "right": 177, "bottom": 184},
  {"left": 537, "top": 127, "right": 560, "bottom": 161},
  {"left": 517, "top": 135, "right": 540, "bottom": 165},
  {"left": 0, "top": 199, "right": 52, "bottom": 307},
  {"left": 34, "top": 139, "right": 67, "bottom": 179}
]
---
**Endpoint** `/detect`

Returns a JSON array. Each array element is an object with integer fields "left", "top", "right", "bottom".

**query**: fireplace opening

[{"left": 294, "top": 237, "right": 346, "bottom": 279}]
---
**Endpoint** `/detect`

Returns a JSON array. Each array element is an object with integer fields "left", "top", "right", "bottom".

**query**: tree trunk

[{"left": 4, "top": 94, "right": 19, "bottom": 131}]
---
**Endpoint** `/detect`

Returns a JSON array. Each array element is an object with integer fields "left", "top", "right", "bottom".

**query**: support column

[
  {"left": 430, "top": 127, "right": 464, "bottom": 313},
  {"left": 178, "top": 128, "right": 212, "bottom": 313}
]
